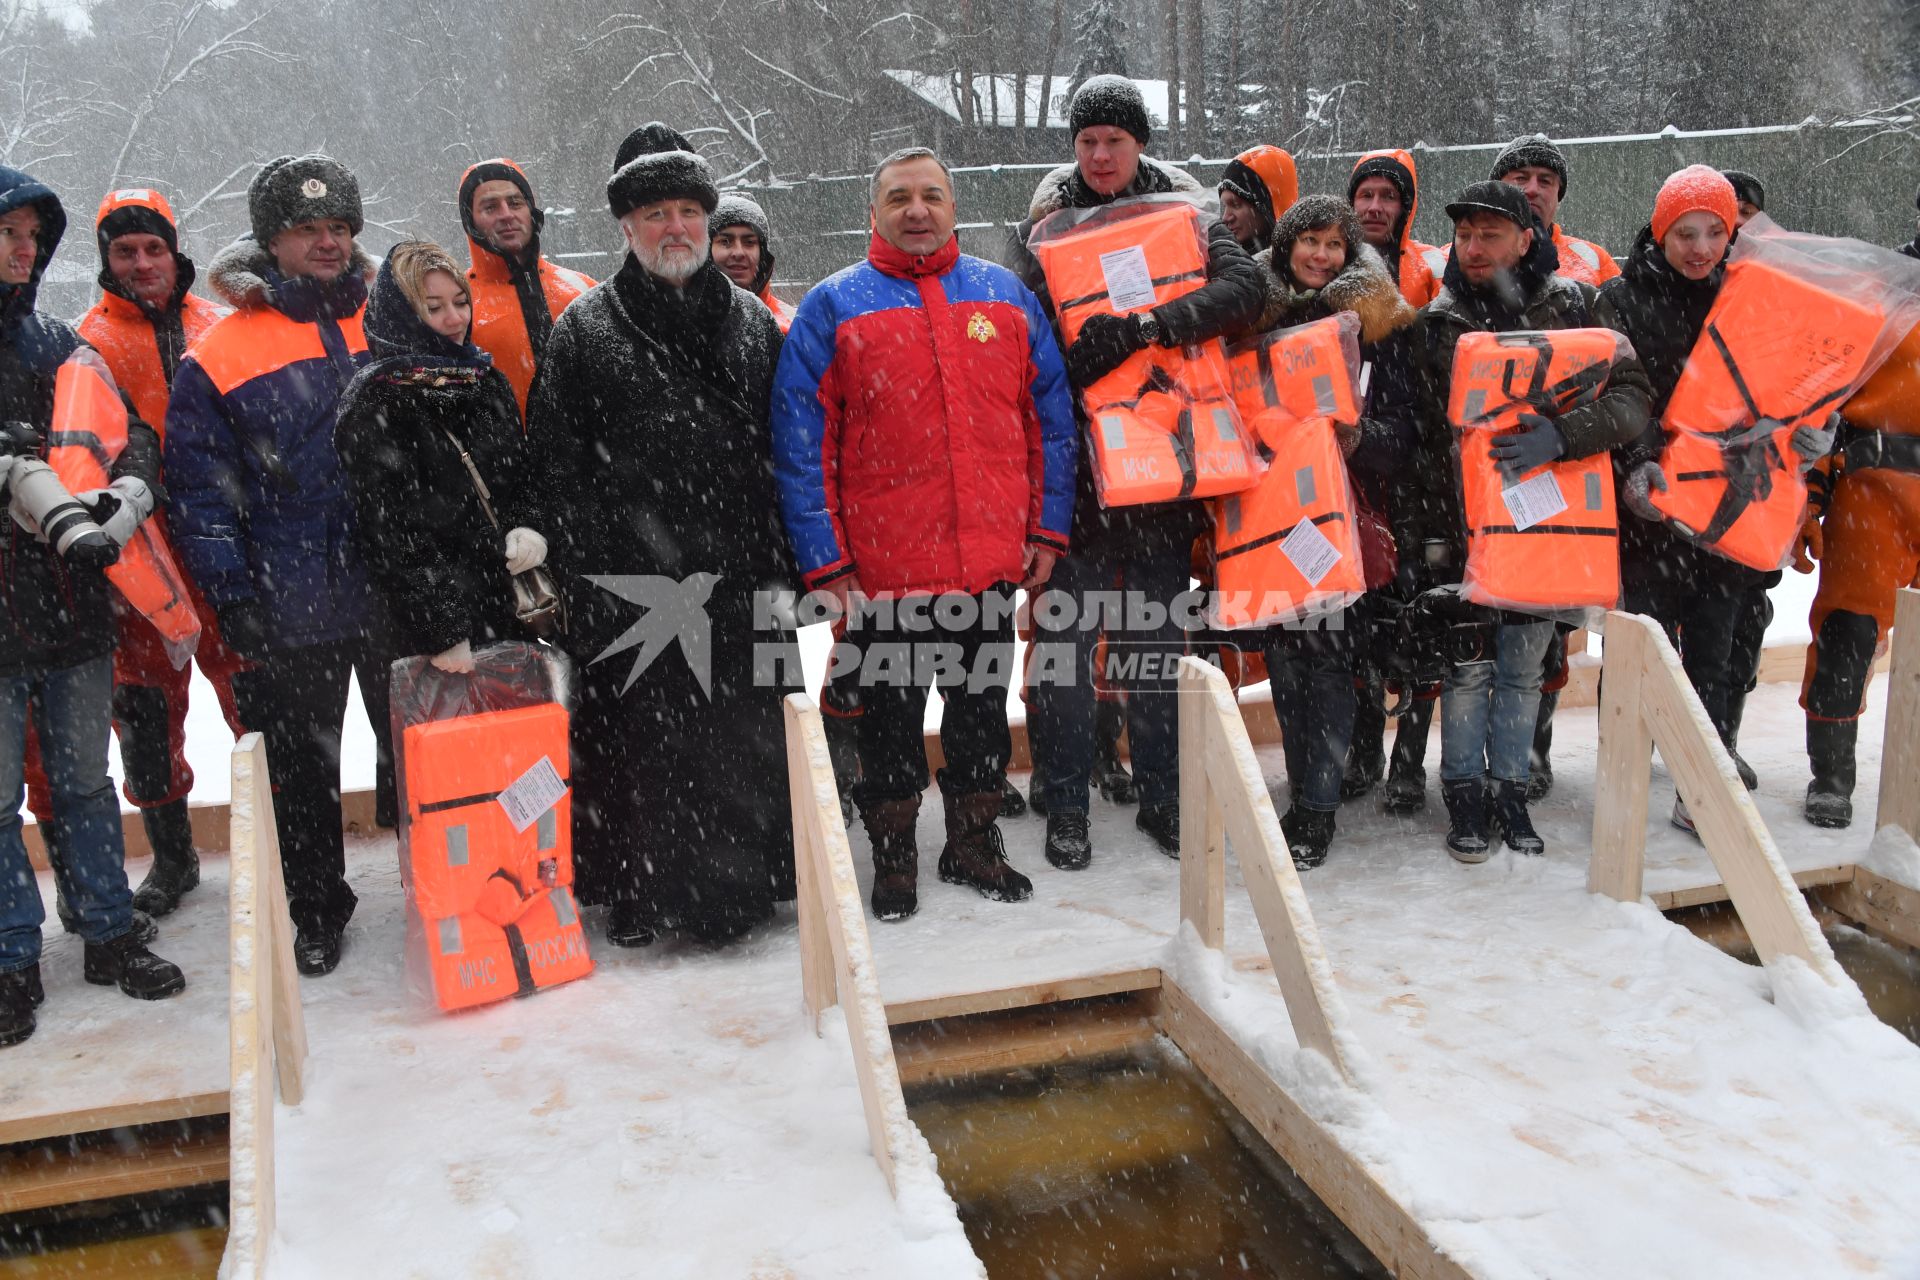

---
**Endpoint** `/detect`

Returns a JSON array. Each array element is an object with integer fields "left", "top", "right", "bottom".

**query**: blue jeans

[
  {"left": 0, "top": 654, "right": 135, "bottom": 971},
  {"left": 1441, "top": 620, "right": 1553, "bottom": 785},
  {"left": 1029, "top": 546, "right": 1195, "bottom": 812},
  {"left": 1261, "top": 609, "right": 1356, "bottom": 812}
]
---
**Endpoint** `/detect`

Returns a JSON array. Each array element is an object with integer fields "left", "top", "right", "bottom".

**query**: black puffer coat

[
  {"left": 334, "top": 256, "right": 533, "bottom": 657},
  {"left": 0, "top": 167, "right": 162, "bottom": 677},
  {"left": 1007, "top": 157, "right": 1265, "bottom": 558}
]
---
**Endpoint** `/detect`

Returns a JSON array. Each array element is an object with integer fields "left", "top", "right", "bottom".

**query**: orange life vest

[
  {"left": 46, "top": 354, "right": 203, "bottom": 666},
  {"left": 1648, "top": 255, "right": 1889, "bottom": 570},
  {"left": 1838, "top": 321, "right": 1920, "bottom": 437},
  {"left": 1226, "top": 312, "right": 1364, "bottom": 435},
  {"left": 1031, "top": 199, "right": 1258, "bottom": 506},
  {"left": 401, "top": 701, "right": 592, "bottom": 1013},
  {"left": 1211, "top": 417, "right": 1366, "bottom": 629},
  {"left": 1448, "top": 329, "right": 1625, "bottom": 611}
]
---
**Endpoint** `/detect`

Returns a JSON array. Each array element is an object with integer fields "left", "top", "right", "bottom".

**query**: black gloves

[
  {"left": 217, "top": 602, "right": 271, "bottom": 662},
  {"left": 1490, "top": 412, "right": 1566, "bottom": 481},
  {"left": 1066, "top": 312, "right": 1151, "bottom": 389}
]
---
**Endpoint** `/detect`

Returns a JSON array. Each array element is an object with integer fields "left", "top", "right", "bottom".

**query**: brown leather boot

[
  {"left": 862, "top": 795, "right": 921, "bottom": 921},
  {"left": 938, "top": 789, "right": 1032, "bottom": 903}
]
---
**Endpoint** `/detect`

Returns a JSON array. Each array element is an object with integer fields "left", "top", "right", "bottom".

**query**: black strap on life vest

[
  {"left": 1836, "top": 426, "right": 1920, "bottom": 476},
  {"left": 488, "top": 868, "right": 540, "bottom": 998},
  {"left": 1214, "top": 510, "right": 1348, "bottom": 562},
  {"left": 1474, "top": 331, "right": 1612, "bottom": 422},
  {"left": 1689, "top": 321, "right": 1854, "bottom": 544}
]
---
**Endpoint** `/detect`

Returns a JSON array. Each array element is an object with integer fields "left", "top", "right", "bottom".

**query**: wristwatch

[{"left": 1135, "top": 312, "right": 1163, "bottom": 347}]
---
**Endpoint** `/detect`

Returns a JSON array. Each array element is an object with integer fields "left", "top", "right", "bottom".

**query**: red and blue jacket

[
  {"left": 772, "top": 233, "right": 1076, "bottom": 596},
  {"left": 164, "top": 240, "right": 374, "bottom": 649}
]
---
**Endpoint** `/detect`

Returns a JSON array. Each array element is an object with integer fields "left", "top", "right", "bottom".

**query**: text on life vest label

[
  {"left": 1098, "top": 245, "right": 1158, "bottom": 313},
  {"left": 1502, "top": 469, "right": 1568, "bottom": 532},
  {"left": 498, "top": 756, "right": 568, "bottom": 834},
  {"left": 1280, "top": 517, "right": 1342, "bottom": 587}
]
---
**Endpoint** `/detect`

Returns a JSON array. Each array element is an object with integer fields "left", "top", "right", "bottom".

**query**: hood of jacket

[
  {"left": 1349, "top": 149, "right": 1422, "bottom": 262},
  {"left": 0, "top": 165, "right": 66, "bottom": 326},
  {"left": 207, "top": 234, "right": 375, "bottom": 318},
  {"left": 1252, "top": 241, "right": 1416, "bottom": 343},
  {"left": 363, "top": 252, "right": 488, "bottom": 364},
  {"left": 1027, "top": 155, "right": 1203, "bottom": 223}
]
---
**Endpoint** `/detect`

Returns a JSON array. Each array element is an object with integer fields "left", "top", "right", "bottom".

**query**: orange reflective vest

[
  {"left": 466, "top": 240, "right": 596, "bottom": 418},
  {"left": 1449, "top": 329, "right": 1625, "bottom": 611},
  {"left": 1031, "top": 199, "right": 1258, "bottom": 506},
  {"left": 759, "top": 284, "right": 795, "bottom": 334},
  {"left": 402, "top": 701, "right": 592, "bottom": 1012},
  {"left": 1648, "top": 256, "right": 1889, "bottom": 570},
  {"left": 1210, "top": 417, "right": 1366, "bottom": 629},
  {"left": 78, "top": 293, "right": 226, "bottom": 439},
  {"left": 47, "top": 355, "right": 202, "bottom": 666},
  {"left": 1227, "top": 313, "right": 1364, "bottom": 438}
]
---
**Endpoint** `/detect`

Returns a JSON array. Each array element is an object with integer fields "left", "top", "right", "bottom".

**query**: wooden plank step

[
  {"left": 884, "top": 966, "right": 1162, "bottom": 1025},
  {"left": 0, "top": 1126, "right": 228, "bottom": 1215},
  {"left": 891, "top": 993, "right": 1159, "bottom": 1086},
  {"left": 1650, "top": 864, "right": 1856, "bottom": 912},
  {"left": 1817, "top": 868, "right": 1920, "bottom": 951},
  {"left": 0, "top": 1092, "right": 230, "bottom": 1149},
  {"left": 0, "top": 1224, "right": 226, "bottom": 1278}
]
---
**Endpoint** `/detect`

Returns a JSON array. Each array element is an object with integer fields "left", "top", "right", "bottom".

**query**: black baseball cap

[{"left": 1445, "top": 180, "right": 1533, "bottom": 229}]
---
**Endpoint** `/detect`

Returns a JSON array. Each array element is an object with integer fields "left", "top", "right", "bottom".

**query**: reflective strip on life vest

[{"left": 1449, "top": 329, "right": 1625, "bottom": 611}]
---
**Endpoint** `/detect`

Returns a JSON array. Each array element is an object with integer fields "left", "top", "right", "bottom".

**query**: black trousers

[
  {"left": 231, "top": 638, "right": 394, "bottom": 937},
  {"left": 848, "top": 586, "right": 1015, "bottom": 805}
]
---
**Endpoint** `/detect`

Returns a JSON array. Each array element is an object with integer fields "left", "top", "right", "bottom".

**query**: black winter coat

[
  {"left": 1008, "top": 157, "right": 1265, "bottom": 558},
  {"left": 1381, "top": 230, "right": 1654, "bottom": 581},
  {"left": 0, "top": 167, "right": 162, "bottom": 677},
  {"left": 524, "top": 256, "right": 797, "bottom": 923},
  {"left": 336, "top": 256, "right": 534, "bottom": 657},
  {"left": 1596, "top": 226, "right": 1765, "bottom": 593}
]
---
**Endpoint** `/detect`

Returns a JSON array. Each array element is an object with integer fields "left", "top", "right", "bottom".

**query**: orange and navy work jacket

[{"left": 770, "top": 233, "right": 1077, "bottom": 597}]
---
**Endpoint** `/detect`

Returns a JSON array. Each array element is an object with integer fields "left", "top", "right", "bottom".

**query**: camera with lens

[{"left": 0, "top": 420, "right": 118, "bottom": 570}]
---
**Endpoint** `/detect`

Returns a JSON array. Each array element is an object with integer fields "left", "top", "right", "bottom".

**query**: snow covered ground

[{"left": 12, "top": 672, "right": 1919, "bottom": 1278}]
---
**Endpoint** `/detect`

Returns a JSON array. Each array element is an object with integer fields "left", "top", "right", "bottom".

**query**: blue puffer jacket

[{"left": 164, "top": 237, "right": 374, "bottom": 649}]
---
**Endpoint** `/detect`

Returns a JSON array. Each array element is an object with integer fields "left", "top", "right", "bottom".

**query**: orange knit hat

[{"left": 1653, "top": 164, "right": 1737, "bottom": 243}]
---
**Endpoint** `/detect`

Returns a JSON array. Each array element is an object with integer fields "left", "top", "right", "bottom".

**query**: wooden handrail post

[
  {"left": 1178, "top": 660, "right": 1226, "bottom": 948},
  {"left": 1590, "top": 612, "right": 1653, "bottom": 902},
  {"left": 1880, "top": 588, "right": 1920, "bottom": 843}
]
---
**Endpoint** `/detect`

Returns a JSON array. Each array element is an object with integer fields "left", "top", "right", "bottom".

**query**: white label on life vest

[
  {"left": 1099, "top": 245, "right": 1158, "bottom": 312},
  {"left": 1281, "top": 518, "right": 1342, "bottom": 587},
  {"left": 498, "top": 755, "right": 568, "bottom": 834},
  {"left": 1502, "top": 470, "right": 1568, "bottom": 532}
]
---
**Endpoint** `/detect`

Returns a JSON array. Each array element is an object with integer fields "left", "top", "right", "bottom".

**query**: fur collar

[
  {"left": 207, "top": 235, "right": 377, "bottom": 309},
  {"left": 1252, "top": 242, "right": 1416, "bottom": 343},
  {"left": 1026, "top": 155, "right": 1203, "bottom": 223}
]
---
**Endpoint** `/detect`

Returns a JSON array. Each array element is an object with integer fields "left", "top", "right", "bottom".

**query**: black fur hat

[{"left": 608, "top": 148, "right": 719, "bottom": 220}]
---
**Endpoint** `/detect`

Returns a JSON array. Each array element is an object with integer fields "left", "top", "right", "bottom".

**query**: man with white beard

[{"left": 523, "top": 123, "right": 797, "bottom": 949}]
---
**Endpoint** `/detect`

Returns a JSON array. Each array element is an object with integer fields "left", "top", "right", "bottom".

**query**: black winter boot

[
  {"left": 1094, "top": 699, "right": 1137, "bottom": 804},
  {"left": 0, "top": 963, "right": 43, "bottom": 1048},
  {"left": 57, "top": 894, "right": 156, "bottom": 943},
  {"left": 1805, "top": 719, "right": 1858, "bottom": 830},
  {"left": 1443, "top": 779, "right": 1490, "bottom": 864},
  {"left": 84, "top": 931, "right": 186, "bottom": 1000},
  {"left": 1343, "top": 694, "right": 1387, "bottom": 799},
  {"left": 1134, "top": 801, "right": 1180, "bottom": 858},
  {"left": 998, "top": 774, "right": 1028, "bottom": 818},
  {"left": 294, "top": 925, "right": 345, "bottom": 975},
  {"left": 823, "top": 711, "right": 862, "bottom": 826},
  {"left": 938, "top": 789, "right": 1031, "bottom": 902},
  {"left": 1281, "top": 806, "right": 1337, "bottom": 870},
  {"left": 132, "top": 801, "right": 200, "bottom": 918},
  {"left": 1045, "top": 810, "right": 1092, "bottom": 871},
  {"left": 606, "top": 902, "right": 656, "bottom": 948},
  {"left": 1527, "top": 691, "right": 1558, "bottom": 801},
  {"left": 1723, "top": 690, "right": 1758, "bottom": 791},
  {"left": 863, "top": 795, "right": 922, "bottom": 921},
  {"left": 1384, "top": 701, "right": 1433, "bottom": 815},
  {"left": 1490, "top": 780, "right": 1546, "bottom": 856}
]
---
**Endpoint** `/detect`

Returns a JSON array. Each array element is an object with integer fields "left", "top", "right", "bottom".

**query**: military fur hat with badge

[{"left": 248, "top": 154, "right": 364, "bottom": 246}]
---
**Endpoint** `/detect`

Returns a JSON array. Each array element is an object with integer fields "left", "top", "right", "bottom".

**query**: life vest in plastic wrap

[
  {"left": 1448, "top": 329, "right": 1626, "bottom": 612},
  {"left": 1210, "top": 416, "right": 1365, "bottom": 629}
]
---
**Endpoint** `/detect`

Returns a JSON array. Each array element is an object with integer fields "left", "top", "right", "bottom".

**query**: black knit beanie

[
  {"left": 1490, "top": 134, "right": 1569, "bottom": 198},
  {"left": 1719, "top": 169, "right": 1765, "bottom": 212},
  {"left": 97, "top": 205, "right": 177, "bottom": 260},
  {"left": 710, "top": 193, "right": 771, "bottom": 245},
  {"left": 459, "top": 159, "right": 545, "bottom": 245},
  {"left": 1069, "top": 75, "right": 1152, "bottom": 146}
]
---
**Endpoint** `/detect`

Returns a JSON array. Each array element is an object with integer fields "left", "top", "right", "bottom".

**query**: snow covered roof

[{"left": 882, "top": 70, "right": 1169, "bottom": 132}]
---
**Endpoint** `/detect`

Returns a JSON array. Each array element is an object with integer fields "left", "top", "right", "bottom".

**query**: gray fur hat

[{"left": 249, "top": 154, "right": 362, "bottom": 246}]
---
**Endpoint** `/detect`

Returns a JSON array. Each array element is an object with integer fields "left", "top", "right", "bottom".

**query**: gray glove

[
  {"left": 1490, "top": 412, "right": 1565, "bottom": 481},
  {"left": 1623, "top": 460, "right": 1668, "bottom": 521},
  {"left": 81, "top": 476, "right": 156, "bottom": 548},
  {"left": 1788, "top": 420, "right": 1836, "bottom": 475}
]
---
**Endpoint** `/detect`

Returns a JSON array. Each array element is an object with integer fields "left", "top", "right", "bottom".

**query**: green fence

[{"left": 751, "top": 120, "right": 1920, "bottom": 297}]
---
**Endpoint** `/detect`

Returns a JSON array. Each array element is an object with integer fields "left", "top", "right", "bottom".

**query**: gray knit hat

[
  {"left": 1069, "top": 75, "right": 1152, "bottom": 146},
  {"left": 710, "top": 192, "right": 771, "bottom": 244},
  {"left": 249, "top": 154, "right": 363, "bottom": 245},
  {"left": 1490, "top": 134, "right": 1569, "bottom": 198}
]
